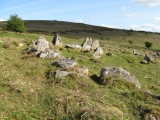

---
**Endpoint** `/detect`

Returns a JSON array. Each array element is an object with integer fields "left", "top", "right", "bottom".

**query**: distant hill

[
  {"left": 0, "top": 20, "right": 160, "bottom": 50},
  {"left": 24, "top": 20, "right": 117, "bottom": 38},
  {"left": 0, "top": 20, "right": 157, "bottom": 38}
]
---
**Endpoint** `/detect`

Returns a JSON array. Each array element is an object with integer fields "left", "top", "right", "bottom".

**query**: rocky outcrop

[
  {"left": 53, "top": 58, "right": 88, "bottom": 78},
  {"left": 52, "top": 34, "right": 63, "bottom": 47},
  {"left": 99, "top": 66, "right": 141, "bottom": 88},
  {"left": 26, "top": 36, "right": 63, "bottom": 59}
]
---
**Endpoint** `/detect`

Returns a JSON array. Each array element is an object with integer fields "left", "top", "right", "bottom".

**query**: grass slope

[{"left": 0, "top": 31, "right": 160, "bottom": 120}]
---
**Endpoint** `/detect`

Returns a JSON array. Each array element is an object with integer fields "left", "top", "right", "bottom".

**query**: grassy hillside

[{"left": 0, "top": 30, "right": 159, "bottom": 120}]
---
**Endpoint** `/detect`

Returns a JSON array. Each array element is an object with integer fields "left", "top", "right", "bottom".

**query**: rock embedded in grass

[
  {"left": 99, "top": 66, "right": 141, "bottom": 88},
  {"left": 53, "top": 58, "right": 89, "bottom": 78},
  {"left": 65, "top": 44, "right": 82, "bottom": 49}
]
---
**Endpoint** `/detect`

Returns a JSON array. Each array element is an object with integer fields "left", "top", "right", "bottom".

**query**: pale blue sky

[{"left": 1, "top": 0, "right": 160, "bottom": 32}]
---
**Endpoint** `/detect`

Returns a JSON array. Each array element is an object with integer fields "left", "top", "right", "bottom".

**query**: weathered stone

[
  {"left": 55, "top": 70, "right": 70, "bottom": 78},
  {"left": 65, "top": 44, "right": 82, "bottom": 49},
  {"left": 81, "top": 37, "right": 93, "bottom": 51},
  {"left": 53, "top": 58, "right": 89, "bottom": 78},
  {"left": 144, "top": 54, "right": 154, "bottom": 63},
  {"left": 92, "top": 40, "right": 99, "bottom": 50},
  {"left": 36, "top": 36, "right": 49, "bottom": 51},
  {"left": 99, "top": 66, "right": 141, "bottom": 88},
  {"left": 52, "top": 34, "right": 63, "bottom": 47},
  {"left": 93, "top": 47, "right": 103, "bottom": 58},
  {"left": 53, "top": 58, "right": 78, "bottom": 68},
  {"left": 133, "top": 49, "right": 138, "bottom": 55},
  {"left": 38, "top": 48, "right": 63, "bottom": 59}
]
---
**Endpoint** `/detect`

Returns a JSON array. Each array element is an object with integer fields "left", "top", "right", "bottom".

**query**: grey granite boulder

[
  {"left": 53, "top": 58, "right": 78, "bottom": 68},
  {"left": 99, "top": 66, "right": 141, "bottom": 88}
]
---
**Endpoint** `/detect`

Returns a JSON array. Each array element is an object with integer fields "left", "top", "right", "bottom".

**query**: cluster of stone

[
  {"left": 25, "top": 34, "right": 142, "bottom": 88},
  {"left": 26, "top": 36, "right": 63, "bottom": 59}
]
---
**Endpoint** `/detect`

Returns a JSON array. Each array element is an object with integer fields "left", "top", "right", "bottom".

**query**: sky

[{"left": 0, "top": 0, "right": 160, "bottom": 33}]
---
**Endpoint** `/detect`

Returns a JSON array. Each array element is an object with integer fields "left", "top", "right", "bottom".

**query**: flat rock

[
  {"left": 65, "top": 44, "right": 82, "bottom": 49},
  {"left": 53, "top": 58, "right": 78, "bottom": 68},
  {"left": 53, "top": 58, "right": 89, "bottom": 78},
  {"left": 55, "top": 70, "right": 70, "bottom": 78}
]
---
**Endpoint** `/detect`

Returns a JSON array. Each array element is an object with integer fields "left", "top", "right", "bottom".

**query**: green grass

[{"left": 0, "top": 31, "right": 160, "bottom": 120}]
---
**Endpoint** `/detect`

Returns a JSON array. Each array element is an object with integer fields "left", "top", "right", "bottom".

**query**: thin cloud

[
  {"left": 121, "top": 6, "right": 126, "bottom": 10},
  {"left": 75, "top": 19, "right": 85, "bottom": 23},
  {"left": 0, "top": 0, "right": 52, "bottom": 13},
  {"left": 130, "top": 24, "right": 160, "bottom": 32},
  {"left": 100, "top": 24, "right": 119, "bottom": 29},
  {"left": 123, "top": 13, "right": 139, "bottom": 17},
  {"left": 132, "top": 0, "right": 160, "bottom": 7},
  {"left": 0, "top": 18, "right": 5, "bottom": 21},
  {"left": 152, "top": 17, "right": 160, "bottom": 21}
]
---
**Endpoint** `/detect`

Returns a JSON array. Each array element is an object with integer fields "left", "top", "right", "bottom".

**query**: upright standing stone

[
  {"left": 81, "top": 37, "right": 93, "bottom": 51},
  {"left": 52, "top": 34, "right": 63, "bottom": 47}
]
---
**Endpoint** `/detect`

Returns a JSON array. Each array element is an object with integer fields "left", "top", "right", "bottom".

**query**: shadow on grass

[{"left": 90, "top": 74, "right": 103, "bottom": 85}]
